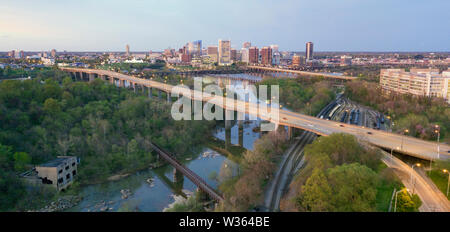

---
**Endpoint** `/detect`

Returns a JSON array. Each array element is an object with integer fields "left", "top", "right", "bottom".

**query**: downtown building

[
  {"left": 218, "top": 39, "right": 231, "bottom": 66},
  {"left": 306, "top": 42, "right": 313, "bottom": 60},
  {"left": 241, "top": 48, "right": 249, "bottom": 63},
  {"left": 260, "top": 47, "right": 273, "bottom": 66},
  {"left": 207, "top": 46, "right": 218, "bottom": 63},
  {"left": 380, "top": 68, "right": 450, "bottom": 103},
  {"left": 248, "top": 47, "right": 259, "bottom": 64}
]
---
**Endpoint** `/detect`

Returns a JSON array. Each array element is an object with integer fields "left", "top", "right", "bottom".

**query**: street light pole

[
  {"left": 401, "top": 129, "right": 409, "bottom": 151},
  {"left": 410, "top": 163, "right": 421, "bottom": 193},
  {"left": 443, "top": 169, "right": 449, "bottom": 197}
]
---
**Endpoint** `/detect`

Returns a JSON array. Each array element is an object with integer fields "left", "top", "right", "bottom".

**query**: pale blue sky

[{"left": 1, "top": 0, "right": 449, "bottom": 51}]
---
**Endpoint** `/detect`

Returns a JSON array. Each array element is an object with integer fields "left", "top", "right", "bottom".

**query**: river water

[{"left": 67, "top": 74, "right": 267, "bottom": 212}]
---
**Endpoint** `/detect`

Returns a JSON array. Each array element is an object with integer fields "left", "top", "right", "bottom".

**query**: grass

[
  {"left": 375, "top": 179, "right": 398, "bottom": 212},
  {"left": 375, "top": 162, "right": 403, "bottom": 212},
  {"left": 427, "top": 170, "right": 450, "bottom": 200}
]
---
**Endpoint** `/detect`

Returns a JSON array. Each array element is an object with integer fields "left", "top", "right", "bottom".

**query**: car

[
  {"left": 339, "top": 124, "right": 345, "bottom": 127},
  {"left": 282, "top": 117, "right": 287, "bottom": 120},
  {"left": 367, "top": 132, "right": 373, "bottom": 135}
]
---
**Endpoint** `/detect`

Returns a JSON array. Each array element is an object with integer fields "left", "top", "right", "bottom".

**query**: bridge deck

[
  {"left": 61, "top": 67, "right": 450, "bottom": 161},
  {"left": 247, "top": 65, "right": 357, "bottom": 80}
]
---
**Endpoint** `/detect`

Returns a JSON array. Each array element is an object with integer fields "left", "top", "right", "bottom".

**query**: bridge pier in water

[
  {"left": 167, "top": 91, "right": 172, "bottom": 102},
  {"left": 238, "top": 119, "right": 244, "bottom": 147},
  {"left": 148, "top": 87, "right": 152, "bottom": 98}
]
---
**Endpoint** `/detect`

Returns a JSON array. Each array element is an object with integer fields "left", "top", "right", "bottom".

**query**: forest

[{"left": 0, "top": 69, "right": 215, "bottom": 211}]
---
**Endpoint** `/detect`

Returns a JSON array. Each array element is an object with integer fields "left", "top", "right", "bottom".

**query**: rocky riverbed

[{"left": 29, "top": 195, "right": 82, "bottom": 212}]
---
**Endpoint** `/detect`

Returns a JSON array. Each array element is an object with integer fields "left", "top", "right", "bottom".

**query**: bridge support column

[
  {"left": 79, "top": 72, "right": 84, "bottom": 81},
  {"left": 167, "top": 91, "right": 171, "bottom": 102},
  {"left": 119, "top": 80, "right": 124, "bottom": 88},
  {"left": 89, "top": 73, "right": 95, "bottom": 82},
  {"left": 238, "top": 120, "right": 244, "bottom": 147},
  {"left": 173, "top": 168, "right": 183, "bottom": 183},
  {"left": 148, "top": 87, "right": 152, "bottom": 98},
  {"left": 287, "top": 126, "right": 293, "bottom": 140}
]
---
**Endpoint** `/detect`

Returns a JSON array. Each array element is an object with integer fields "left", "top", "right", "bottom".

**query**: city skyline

[{"left": 1, "top": 0, "right": 450, "bottom": 52}]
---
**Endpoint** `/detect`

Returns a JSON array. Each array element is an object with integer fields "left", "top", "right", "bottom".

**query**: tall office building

[
  {"left": 270, "top": 45, "right": 279, "bottom": 53},
  {"left": 242, "top": 42, "right": 251, "bottom": 49},
  {"left": 249, "top": 47, "right": 259, "bottom": 64},
  {"left": 260, "top": 47, "right": 273, "bottom": 65},
  {"left": 218, "top": 39, "right": 231, "bottom": 66},
  {"left": 193, "top": 40, "right": 202, "bottom": 56},
  {"left": 207, "top": 46, "right": 218, "bottom": 63},
  {"left": 51, "top": 49, "right": 57, "bottom": 58},
  {"left": 231, "top": 49, "right": 237, "bottom": 62},
  {"left": 126, "top": 44, "right": 130, "bottom": 56},
  {"left": 241, "top": 48, "right": 249, "bottom": 63},
  {"left": 187, "top": 40, "right": 202, "bottom": 56},
  {"left": 306, "top": 42, "right": 313, "bottom": 60}
]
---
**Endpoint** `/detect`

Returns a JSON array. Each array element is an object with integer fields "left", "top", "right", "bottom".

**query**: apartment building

[{"left": 380, "top": 68, "right": 450, "bottom": 103}]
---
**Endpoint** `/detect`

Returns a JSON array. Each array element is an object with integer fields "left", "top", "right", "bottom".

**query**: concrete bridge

[
  {"left": 61, "top": 67, "right": 450, "bottom": 162},
  {"left": 246, "top": 65, "right": 357, "bottom": 81},
  {"left": 143, "top": 69, "right": 244, "bottom": 78}
]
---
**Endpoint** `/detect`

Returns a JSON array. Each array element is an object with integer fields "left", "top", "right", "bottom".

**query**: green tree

[
  {"left": 297, "top": 168, "right": 333, "bottom": 211},
  {"left": 13, "top": 152, "right": 31, "bottom": 172},
  {"left": 396, "top": 189, "right": 421, "bottom": 212},
  {"left": 327, "top": 163, "right": 379, "bottom": 212}
]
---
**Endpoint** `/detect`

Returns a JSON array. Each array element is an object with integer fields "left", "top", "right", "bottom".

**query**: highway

[
  {"left": 60, "top": 67, "right": 450, "bottom": 161},
  {"left": 381, "top": 152, "right": 450, "bottom": 212}
]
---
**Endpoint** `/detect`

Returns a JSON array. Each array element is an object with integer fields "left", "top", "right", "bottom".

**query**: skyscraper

[
  {"left": 306, "top": 42, "right": 313, "bottom": 60},
  {"left": 260, "top": 47, "right": 272, "bottom": 66},
  {"left": 249, "top": 47, "right": 259, "bottom": 64},
  {"left": 231, "top": 49, "right": 237, "bottom": 62},
  {"left": 207, "top": 46, "right": 218, "bottom": 63},
  {"left": 241, "top": 48, "right": 249, "bottom": 63},
  {"left": 242, "top": 42, "right": 251, "bottom": 49},
  {"left": 51, "top": 49, "right": 57, "bottom": 58},
  {"left": 218, "top": 39, "right": 231, "bottom": 66},
  {"left": 126, "top": 44, "right": 130, "bottom": 56},
  {"left": 193, "top": 40, "right": 202, "bottom": 56}
]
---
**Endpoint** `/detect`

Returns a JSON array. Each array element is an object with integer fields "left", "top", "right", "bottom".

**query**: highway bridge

[
  {"left": 61, "top": 67, "right": 450, "bottom": 162},
  {"left": 246, "top": 66, "right": 357, "bottom": 81}
]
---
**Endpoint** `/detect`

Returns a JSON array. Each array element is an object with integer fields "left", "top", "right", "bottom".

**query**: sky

[{"left": 0, "top": 0, "right": 449, "bottom": 52}]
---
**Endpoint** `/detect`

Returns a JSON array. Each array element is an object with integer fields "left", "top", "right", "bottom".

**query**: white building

[
  {"left": 41, "top": 57, "right": 55, "bottom": 66},
  {"left": 241, "top": 48, "right": 249, "bottom": 63},
  {"left": 380, "top": 68, "right": 450, "bottom": 103}
]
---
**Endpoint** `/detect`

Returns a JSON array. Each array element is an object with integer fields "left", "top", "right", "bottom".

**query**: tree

[
  {"left": 326, "top": 163, "right": 379, "bottom": 212},
  {"left": 396, "top": 189, "right": 420, "bottom": 212},
  {"left": 43, "top": 98, "right": 61, "bottom": 115},
  {"left": 13, "top": 152, "right": 31, "bottom": 172},
  {"left": 297, "top": 169, "right": 333, "bottom": 211}
]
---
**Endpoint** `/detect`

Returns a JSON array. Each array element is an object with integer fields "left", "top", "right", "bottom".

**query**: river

[{"left": 66, "top": 74, "right": 267, "bottom": 212}]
